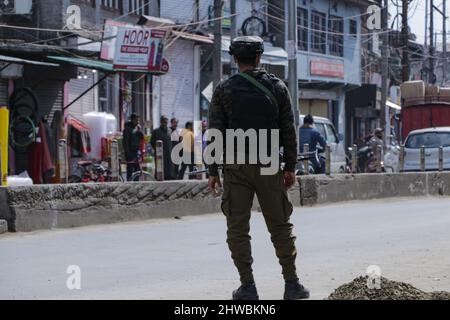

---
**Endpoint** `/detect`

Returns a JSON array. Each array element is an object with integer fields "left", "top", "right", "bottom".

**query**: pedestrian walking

[
  {"left": 177, "top": 121, "right": 195, "bottom": 179},
  {"left": 122, "top": 113, "right": 144, "bottom": 181},
  {"left": 170, "top": 117, "right": 181, "bottom": 178},
  {"left": 150, "top": 115, "right": 174, "bottom": 180}
]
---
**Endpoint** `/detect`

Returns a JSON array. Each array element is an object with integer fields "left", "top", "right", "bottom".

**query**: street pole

[
  {"left": 401, "top": 0, "right": 410, "bottom": 82},
  {"left": 213, "top": 0, "right": 224, "bottom": 89},
  {"left": 430, "top": 0, "right": 447, "bottom": 85},
  {"left": 429, "top": 0, "right": 435, "bottom": 84},
  {"left": 230, "top": 0, "right": 238, "bottom": 76},
  {"left": 381, "top": 0, "right": 389, "bottom": 145},
  {"left": 443, "top": 0, "right": 447, "bottom": 84},
  {"left": 287, "top": 0, "right": 300, "bottom": 149},
  {"left": 425, "top": 0, "right": 429, "bottom": 48}
]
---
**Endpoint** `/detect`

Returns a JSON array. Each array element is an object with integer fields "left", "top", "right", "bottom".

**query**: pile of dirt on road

[{"left": 328, "top": 276, "right": 450, "bottom": 300}]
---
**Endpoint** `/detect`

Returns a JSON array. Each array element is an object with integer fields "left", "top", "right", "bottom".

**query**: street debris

[{"left": 328, "top": 276, "right": 450, "bottom": 300}]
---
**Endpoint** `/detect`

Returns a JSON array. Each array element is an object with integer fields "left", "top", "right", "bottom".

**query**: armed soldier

[{"left": 208, "top": 36, "right": 310, "bottom": 300}]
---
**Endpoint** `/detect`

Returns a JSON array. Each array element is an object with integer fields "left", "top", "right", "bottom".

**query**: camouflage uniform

[{"left": 209, "top": 68, "right": 299, "bottom": 284}]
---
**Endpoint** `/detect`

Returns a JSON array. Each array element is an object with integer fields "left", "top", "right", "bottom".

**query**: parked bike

[
  {"left": 122, "top": 159, "right": 155, "bottom": 182},
  {"left": 356, "top": 146, "right": 385, "bottom": 173},
  {"left": 68, "top": 160, "right": 123, "bottom": 183},
  {"left": 295, "top": 150, "right": 323, "bottom": 175}
]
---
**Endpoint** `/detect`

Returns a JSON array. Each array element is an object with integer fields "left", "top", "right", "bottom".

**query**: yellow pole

[{"left": 0, "top": 107, "right": 9, "bottom": 186}]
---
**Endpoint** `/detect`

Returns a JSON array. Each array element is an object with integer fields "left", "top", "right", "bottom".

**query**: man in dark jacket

[
  {"left": 150, "top": 115, "right": 174, "bottom": 180},
  {"left": 208, "top": 36, "right": 309, "bottom": 300},
  {"left": 123, "top": 113, "right": 144, "bottom": 181},
  {"left": 299, "top": 115, "right": 327, "bottom": 173}
]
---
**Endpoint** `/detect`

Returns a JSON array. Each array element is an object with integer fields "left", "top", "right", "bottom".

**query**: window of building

[
  {"left": 297, "top": 7, "right": 308, "bottom": 51},
  {"left": 101, "top": 0, "right": 120, "bottom": 10},
  {"left": 311, "top": 11, "right": 326, "bottom": 54},
  {"left": 129, "top": 0, "right": 151, "bottom": 16},
  {"left": 349, "top": 19, "right": 358, "bottom": 37},
  {"left": 76, "top": 0, "right": 96, "bottom": 7},
  {"left": 328, "top": 15, "right": 343, "bottom": 57}
]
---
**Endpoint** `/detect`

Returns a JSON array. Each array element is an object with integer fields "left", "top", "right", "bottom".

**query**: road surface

[{"left": 1, "top": 197, "right": 450, "bottom": 299}]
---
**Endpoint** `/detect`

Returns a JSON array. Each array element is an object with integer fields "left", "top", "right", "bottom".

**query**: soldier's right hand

[
  {"left": 283, "top": 171, "right": 296, "bottom": 190},
  {"left": 208, "top": 176, "right": 222, "bottom": 197}
]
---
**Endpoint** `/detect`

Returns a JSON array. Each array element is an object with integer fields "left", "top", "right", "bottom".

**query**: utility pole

[
  {"left": 424, "top": 0, "right": 429, "bottom": 81},
  {"left": 425, "top": 0, "right": 429, "bottom": 48},
  {"left": 430, "top": 0, "right": 448, "bottom": 85},
  {"left": 442, "top": 0, "right": 447, "bottom": 84},
  {"left": 287, "top": 0, "right": 300, "bottom": 144},
  {"left": 401, "top": 0, "right": 410, "bottom": 82},
  {"left": 213, "top": 0, "right": 224, "bottom": 89},
  {"left": 429, "top": 0, "right": 435, "bottom": 84},
  {"left": 230, "top": 0, "right": 238, "bottom": 76},
  {"left": 381, "top": 0, "right": 389, "bottom": 144}
]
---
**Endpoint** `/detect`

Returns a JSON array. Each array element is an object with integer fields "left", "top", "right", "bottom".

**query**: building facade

[
  {"left": 267, "top": 0, "right": 372, "bottom": 145},
  {"left": 294, "top": 0, "right": 367, "bottom": 141}
]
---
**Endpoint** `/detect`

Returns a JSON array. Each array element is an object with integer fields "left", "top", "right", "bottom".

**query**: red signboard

[{"left": 310, "top": 59, "right": 345, "bottom": 78}]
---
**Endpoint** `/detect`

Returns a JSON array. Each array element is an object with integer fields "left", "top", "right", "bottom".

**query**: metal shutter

[
  {"left": 161, "top": 39, "right": 195, "bottom": 126},
  {"left": 67, "top": 69, "right": 97, "bottom": 118},
  {"left": 24, "top": 80, "right": 64, "bottom": 123},
  {"left": 0, "top": 79, "right": 8, "bottom": 107}
]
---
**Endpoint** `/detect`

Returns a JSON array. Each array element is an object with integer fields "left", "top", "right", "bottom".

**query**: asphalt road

[{"left": 1, "top": 197, "right": 450, "bottom": 300}]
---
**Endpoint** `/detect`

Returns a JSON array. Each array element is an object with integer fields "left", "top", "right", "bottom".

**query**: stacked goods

[
  {"left": 425, "top": 85, "right": 439, "bottom": 97},
  {"left": 105, "top": 113, "right": 118, "bottom": 136},
  {"left": 440, "top": 87, "right": 450, "bottom": 98},
  {"left": 83, "top": 112, "right": 107, "bottom": 159},
  {"left": 400, "top": 80, "right": 425, "bottom": 99}
]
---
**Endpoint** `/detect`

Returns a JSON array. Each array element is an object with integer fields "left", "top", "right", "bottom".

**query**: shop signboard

[{"left": 101, "top": 20, "right": 168, "bottom": 73}]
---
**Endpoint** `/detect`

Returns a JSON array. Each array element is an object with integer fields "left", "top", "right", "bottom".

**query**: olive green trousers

[{"left": 221, "top": 164, "right": 298, "bottom": 284}]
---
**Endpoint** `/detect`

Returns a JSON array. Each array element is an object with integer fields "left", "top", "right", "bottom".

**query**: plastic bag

[{"left": 7, "top": 171, "right": 34, "bottom": 186}]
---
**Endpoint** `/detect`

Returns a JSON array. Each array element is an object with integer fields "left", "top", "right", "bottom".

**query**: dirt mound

[{"left": 328, "top": 276, "right": 450, "bottom": 300}]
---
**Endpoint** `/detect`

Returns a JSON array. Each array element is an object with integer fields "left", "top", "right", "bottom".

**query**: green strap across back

[{"left": 237, "top": 72, "right": 279, "bottom": 109}]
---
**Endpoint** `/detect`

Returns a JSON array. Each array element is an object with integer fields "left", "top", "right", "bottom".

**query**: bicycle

[
  {"left": 120, "top": 159, "right": 155, "bottom": 182},
  {"left": 68, "top": 160, "right": 124, "bottom": 183}
]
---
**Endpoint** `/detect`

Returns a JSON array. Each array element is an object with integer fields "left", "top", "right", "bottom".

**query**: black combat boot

[
  {"left": 232, "top": 283, "right": 259, "bottom": 300},
  {"left": 284, "top": 280, "right": 310, "bottom": 300}
]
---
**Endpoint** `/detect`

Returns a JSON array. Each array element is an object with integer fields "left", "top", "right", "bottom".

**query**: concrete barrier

[
  {"left": 298, "top": 172, "right": 450, "bottom": 206},
  {"left": 1, "top": 172, "right": 449, "bottom": 232},
  {"left": 0, "top": 181, "right": 220, "bottom": 232},
  {"left": 0, "top": 219, "right": 7, "bottom": 234}
]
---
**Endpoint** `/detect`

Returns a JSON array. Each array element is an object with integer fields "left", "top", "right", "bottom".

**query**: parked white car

[
  {"left": 403, "top": 127, "right": 450, "bottom": 171},
  {"left": 299, "top": 115, "right": 347, "bottom": 173}
]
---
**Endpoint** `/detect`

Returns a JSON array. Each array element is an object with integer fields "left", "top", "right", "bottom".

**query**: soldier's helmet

[{"left": 229, "top": 36, "right": 264, "bottom": 57}]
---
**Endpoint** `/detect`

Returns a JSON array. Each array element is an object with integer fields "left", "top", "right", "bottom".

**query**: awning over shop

[
  {"left": 47, "top": 56, "right": 160, "bottom": 74},
  {"left": 172, "top": 31, "right": 214, "bottom": 44},
  {"left": 221, "top": 36, "right": 288, "bottom": 67},
  {"left": 386, "top": 100, "right": 401, "bottom": 110},
  {"left": 48, "top": 56, "right": 116, "bottom": 72},
  {"left": 67, "top": 117, "right": 89, "bottom": 132},
  {"left": 0, "top": 54, "right": 59, "bottom": 67}
]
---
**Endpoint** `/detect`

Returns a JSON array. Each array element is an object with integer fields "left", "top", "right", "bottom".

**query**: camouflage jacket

[{"left": 208, "top": 68, "right": 298, "bottom": 176}]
